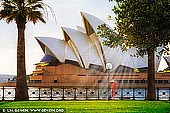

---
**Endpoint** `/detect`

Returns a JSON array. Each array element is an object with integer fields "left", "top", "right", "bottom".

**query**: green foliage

[
  {"left": 98, "top": 0, "right": 170, "bottom": 100},
  {"left": 98, "top": 0, "right": 170, "bottom": 56},
  {"left": 0, "top": 0, "right": 50, "bottom": 24},
  {"left": 98, "top": 24, "right": 125, "bottom": 49}
]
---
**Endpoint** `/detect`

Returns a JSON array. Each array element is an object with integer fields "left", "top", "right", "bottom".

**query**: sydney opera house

[{"left": 29, "top": 12, "right": 170, "bottom": 99}]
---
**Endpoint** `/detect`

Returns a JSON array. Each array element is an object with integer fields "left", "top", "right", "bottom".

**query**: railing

[{"left": 0, "top": 84, "right": 169, "bottom": 101}]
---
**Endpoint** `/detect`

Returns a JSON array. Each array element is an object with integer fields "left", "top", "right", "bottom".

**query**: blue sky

[{"left": 0, "top": 0, "right": 115, "bottom": 75}]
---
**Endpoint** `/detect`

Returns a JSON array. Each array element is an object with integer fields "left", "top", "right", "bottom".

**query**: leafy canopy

[
  {"left": 0, "top": 0, "right": 52, "bottom": 24},
  {"left": 98, "top": 0, "right": 170, "bottom": 56}
]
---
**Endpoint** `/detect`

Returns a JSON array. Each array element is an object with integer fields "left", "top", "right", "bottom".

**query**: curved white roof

[
  {"left": 36, "top": 37, "right": 66, "bottom": 62},
  {"left": 120, "top": 47, "right": 147, "bottom": 68},
  {"left": 89, "top": 33, "right": 106, "bottom": 68},
  {"left": 76, "top": 26, "right": 85, "bottom": 33},
  {"left": 35, "top": 12, "right": 166, "bottom": 72},
  {"left": 36, "top": 37, "right": 78, "bottom": 63},
  {"left": 65, "top": 42, "right": 79, "bottom": 63},
  {"left": 81, "top": 12, "right": 105, "bottom": 34},
  {"left": 62, "top": 27, "right": 89, "bottom": 68},
  {"left": 81, "top": 12, "right": 112, "bottom": 69},
  {"left": 81, "top": 12, "right": 148, "bottom": 70},
  {"left": 157, "top": 55, "right": 169, "bottom": 72},
  {"left": 62, "top": 27, "right": 102, "bottom": 68},
  {"left": 102, "top": 46, "right": 147, "bottom": 71},
  {"left": 81, "top": 13, "right": 107, "bottom": 67}
]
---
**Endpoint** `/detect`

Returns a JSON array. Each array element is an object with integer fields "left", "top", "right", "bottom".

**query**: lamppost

[{"left": 106, "top": 63, "right": 112, "bottom": 100}]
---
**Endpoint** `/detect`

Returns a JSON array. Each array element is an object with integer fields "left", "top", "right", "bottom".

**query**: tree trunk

[
  {"left": 147, "top": 49, "right": 156, "bottom": 100},
  {"left": 15, "top": 21, "right": 29, "bottom": 101}
]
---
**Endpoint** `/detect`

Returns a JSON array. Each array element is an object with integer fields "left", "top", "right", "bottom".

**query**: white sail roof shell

[
  {"left": 62, "top": 27, "right": 102, "bottom": 68},
  {"left": 35, "top": 37, "right": 78, "bottom": 63},
  {"left": 35, "top": 12, "right": 166, "bottom": 72},
  {"left": 35, "top": 37, "right": 65, "bottom": 62},
  {"left": 76, "top": 26, "right": 85, "bottom": 33},
  {"left": 81, "top": 12, "right": 148, "bottom": 70},
  {"left": 102, "top": 46, "right": 147, "bottom": 70},
  {"left": 157, "top": 55, "right": 169, "bottom": 72},
  {"left": 81, "top": 12, "right": 106, "bottom": 68},
  {"left": 65, "top": 42, "right": 79, "bottom": 62},
  {"left": 81, "top": 12, "right": 106, "bottom": 34}
]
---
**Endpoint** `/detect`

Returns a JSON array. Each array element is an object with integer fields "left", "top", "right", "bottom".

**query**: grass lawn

[{"left": 0, "top": 100, "right": 169, "bottom": 113}]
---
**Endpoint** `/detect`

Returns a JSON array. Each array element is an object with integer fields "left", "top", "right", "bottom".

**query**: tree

[
  {"left": 0, "top": 0, "right": 51, "bottom": 100},
  {"left": 98, "top": 0, "right": 170, "bottom": 100}
]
